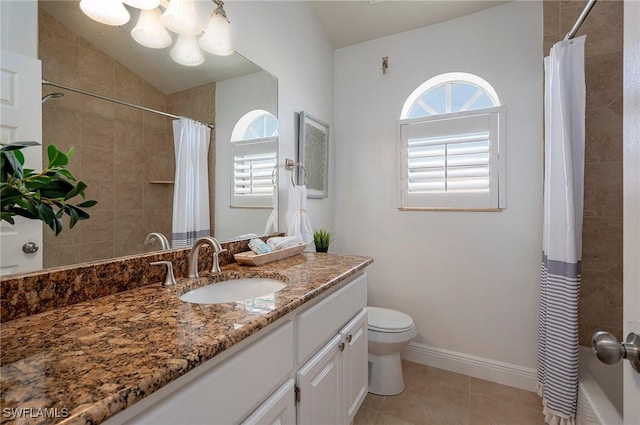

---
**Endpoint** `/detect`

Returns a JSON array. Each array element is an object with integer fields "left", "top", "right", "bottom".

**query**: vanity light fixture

[
  {"left": 79, "top": 0, "right": 130, "bottom": 26},
  {"left": 123, "top": 0, "right": 160, "bottom": 9},
  {"left": 161, "top": 0, "right": 201, "bottom": 36},
  {"left": 170, "top": 35, "right": 205, "bottom": 67},
  {"left": 199, "top": 0, "right": 233, "bottom": 56},
  {"left": 131, "top": 8, "right": 173, "bottom": 49},
  {"left": 79, "top": 0, "right": 234, "bottom": 66}
]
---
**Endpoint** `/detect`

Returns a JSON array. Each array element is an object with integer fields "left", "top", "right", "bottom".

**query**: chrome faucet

[
  {"left": 187, "top": 236, "right": 227, "bottom": 278},
  {"left": 144, "top": 232, "right": 170, "bottom": 250}
]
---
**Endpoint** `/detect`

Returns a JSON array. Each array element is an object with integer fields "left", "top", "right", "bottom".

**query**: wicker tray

[{"left": 234, "top": 243, "right": 308, "bottom": 266}]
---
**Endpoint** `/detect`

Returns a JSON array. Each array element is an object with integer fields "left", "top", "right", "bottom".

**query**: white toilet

[{"left": 367, "top": 306, "right": 417, "bottom": 395}]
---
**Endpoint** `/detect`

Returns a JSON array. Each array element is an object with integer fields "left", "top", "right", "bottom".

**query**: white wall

[
  {"left": 215, "top": 70, "right": 278, "bottom": 240},
  {"left": 333, "top": 0, "right": 543, "bottom": 382},
  {"left": 225, "top": 2, "right": 335, "bottom": 237}
]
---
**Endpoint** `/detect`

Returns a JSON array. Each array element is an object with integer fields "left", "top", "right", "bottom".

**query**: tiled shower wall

[
  {"left": 543, "top": 0, "right": 624, "bottom": 345},
  {"left": 39, "top": 8, "right": 173, "bottom": 268}
]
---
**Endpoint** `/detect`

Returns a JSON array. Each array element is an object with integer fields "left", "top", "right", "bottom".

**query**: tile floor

[{"left": 354, "top": 360, "right": 546, "bottom": 425}]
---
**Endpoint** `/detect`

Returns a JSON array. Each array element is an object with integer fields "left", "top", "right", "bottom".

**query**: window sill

[{"left": 398, "top": 207, "right": 503, "bottom": 212}]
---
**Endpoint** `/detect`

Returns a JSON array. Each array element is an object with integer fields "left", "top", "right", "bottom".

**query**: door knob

[
  {"left": 22, "top": 242, "right": 39, "bottom": 254},
  {"left": 592, "top": 331, "right": 640, "bottom": 373}
]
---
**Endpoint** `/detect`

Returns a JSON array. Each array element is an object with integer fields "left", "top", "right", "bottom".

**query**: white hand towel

[
  {"left": 267, "top": 236, "right": 300, "bottom": 251},
  {"left": 287, "top": 185, "right": 313, "bottom": 244}
]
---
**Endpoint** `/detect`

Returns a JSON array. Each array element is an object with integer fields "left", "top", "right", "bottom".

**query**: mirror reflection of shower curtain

[
  {"left": 537, "top": 35, "right": 585, "bottom": 425},
  {"left": 171, "top": 118, "right": 211, "bottom": 248}
]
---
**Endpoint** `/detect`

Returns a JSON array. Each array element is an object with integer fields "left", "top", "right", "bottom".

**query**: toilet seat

[{"left": 368, "top": 306, "right": 415, "bottom": 333}]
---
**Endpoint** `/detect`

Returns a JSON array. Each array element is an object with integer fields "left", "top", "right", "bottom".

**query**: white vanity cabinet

[
  {"left": 295, "top": 273, "right": 368, "bottom": 425},
  {"left": 110, "top": 321, "right": 294, "bottom": 425},
  {"left": 103, "top": 271, "right": 369, "bottom": 425}
]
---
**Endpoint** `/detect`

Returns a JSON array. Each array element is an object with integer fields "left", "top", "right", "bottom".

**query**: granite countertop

[{"left": 0, "top": 253, "right": 372, "bottom": 425}]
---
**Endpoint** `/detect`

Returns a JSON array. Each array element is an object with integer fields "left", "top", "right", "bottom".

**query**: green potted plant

[
  {"left": 1, "top": 141, "right": 97, "bottom": 235},
  {"left": 313, "top": 228, "right": 332, "bottom": 253}
]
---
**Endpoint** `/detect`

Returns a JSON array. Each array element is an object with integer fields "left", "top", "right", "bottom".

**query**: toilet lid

[{"left": 368, "top": 306, "right": 415, "bottom": 333}]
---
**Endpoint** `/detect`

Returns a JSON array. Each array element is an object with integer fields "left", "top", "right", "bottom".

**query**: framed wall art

[{"left": 298, "top": 111, "right": 329, "bottom": 198}]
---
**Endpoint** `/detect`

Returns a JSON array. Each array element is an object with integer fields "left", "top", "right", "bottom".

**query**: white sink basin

[{"left": 179, "top": 278, "right": 286, "bottom": 304}]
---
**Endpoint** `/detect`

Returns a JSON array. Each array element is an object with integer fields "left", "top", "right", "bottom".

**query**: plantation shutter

[
  {"left": 398, "top": 107, "right": 504, "bottom": 210},
  {"left": 231, "top": 138, "right": 277, "bottom": 207}
]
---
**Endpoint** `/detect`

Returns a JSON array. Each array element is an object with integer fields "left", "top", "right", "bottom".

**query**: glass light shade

[
  {"left": 161, "top": 0, "right": 201, "bottom": 36},
  {"left": 79, "top": 0, "right": 130, "bottom": 26},
  {"left": 199, "top": 12, "right": 233, "bottom": 56},
  {"left": 131, "top": 8, "right": 172, "bottom": 49},
  {"left": 170, "top": 35, "right": 205, "bottom": 67},
  {"left": 123, "top": 0, "right": 160, "bottom": 9}
]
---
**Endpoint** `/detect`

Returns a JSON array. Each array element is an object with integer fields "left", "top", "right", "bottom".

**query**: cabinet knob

[
  {"left": 338, "top": 342, "right": 345, "bottom": 352},
  {"left": 346, "top": 334, "right": 353, "bottom": 343}
]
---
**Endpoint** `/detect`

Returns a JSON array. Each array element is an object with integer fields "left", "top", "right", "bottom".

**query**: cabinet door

[
  {"left": 341, "top": 309, "right": 368, "bottom": 425},
  {"left": 241, "top": 380, "right": 295, "bottom": 425},
  {"left": 296, "top": 334, "right": 343, "bottom": 425}
]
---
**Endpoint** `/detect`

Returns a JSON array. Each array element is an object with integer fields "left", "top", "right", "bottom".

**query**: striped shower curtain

[
  {"left": 537, "top": 36, "right": 586, "bottom": 425},
  {"left": 171, "top": 118, "right": 211, "bottom": 248}
]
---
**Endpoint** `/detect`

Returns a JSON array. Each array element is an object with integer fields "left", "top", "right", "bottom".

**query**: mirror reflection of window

[{"left": 231, "top": 110, "right": 278, "bottom": 208}]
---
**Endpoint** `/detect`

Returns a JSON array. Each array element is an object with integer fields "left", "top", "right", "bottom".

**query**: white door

[
  {"left": 296, "top": 334, "right": 343, "bottom": 425},
  {"left": 623, "top": 2, "right": 640, "bottom": 424},
  {"left": 0, "top": 48, "right": 42, "bottom": 276},
  {"left": 341, "top": 308, "right": 368, "bottom": 425}
]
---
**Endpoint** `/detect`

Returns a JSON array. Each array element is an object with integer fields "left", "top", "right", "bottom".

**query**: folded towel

[
  {"left": 267, "top": 236, "right": 301, "bottom": 251},
  {"left": 248, "top": 238, "right": 272, "bottom": 255}
]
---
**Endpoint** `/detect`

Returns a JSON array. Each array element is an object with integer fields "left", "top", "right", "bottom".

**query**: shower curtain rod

[
  {"left": 42, "top": 79, "right": 215, "bottom": 129},
  {"left": 564, "top": 0, "right": 598, "bottom": 40}
]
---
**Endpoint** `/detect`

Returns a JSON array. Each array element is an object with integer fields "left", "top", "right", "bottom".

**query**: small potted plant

[{"left": 313, "top": 228, "right": 331, "bottom": 253}]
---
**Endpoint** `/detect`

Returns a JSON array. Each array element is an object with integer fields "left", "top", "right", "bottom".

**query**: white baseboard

[{"left": 402, "top": 342, "right": 538, "bottom": 392}]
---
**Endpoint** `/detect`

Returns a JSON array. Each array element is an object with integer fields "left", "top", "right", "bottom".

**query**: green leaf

[
  {"left": 67, "top": 205, "right": 79, "bottom": 228},
  {"left": 38, "top": 180, "right": 75, "bottom": 199},
  {"left": 47, "top": 144, "right": 59, "bottom": 165},
  {"left": 0, "top": 212, "right": 15, "bottom": 224},
  {"left": 77, "top": 200, "right": 98, "bottom": 208},
  {"left": 36, "top": 203, "right": 55, "bottom": 225},
  {"left": 55, "top": 169, "right": 76, "bottom": 181},
  {"left": 3, "top": 151, "right": 23, "bottom": 178},
  {"left": 7, "top": 206, "right": 39, "bottom": 220},
  {"left": 46, "top": 145, "right": 69, "bottom": 167},
  {"left": 64, "top": 181, "right": 87, "bottom": 201},
  {"left": 13, "top": 149, "right": 24, "bottom": 165},
  {"left": 0, "top": 141, "right": 40, "bottom": 152},
  {"left": 50, "top": 215, "right": 63, "bottom": 235}
]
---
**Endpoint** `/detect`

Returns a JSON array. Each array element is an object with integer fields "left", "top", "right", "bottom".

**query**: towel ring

[{"left": 290, "top": 162, "right": 307, "bottom": 187}]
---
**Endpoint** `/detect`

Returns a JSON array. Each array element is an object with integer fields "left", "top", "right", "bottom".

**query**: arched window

[
  {"left": 231, "top": 109, "right": 279, "bottom": 141},
  {"left": 401, "top": 72, "right": 500, "bottom": 119},
  {"left": 397, "top": 73, "right": 505, "bottom": 210},
  {"left": 230, "top": 110, "right": 278, "bottom": 208}
]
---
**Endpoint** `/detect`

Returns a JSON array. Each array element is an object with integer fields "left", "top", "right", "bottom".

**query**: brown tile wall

[
  {"left": 543, "top": 0, "right": 624, "bottom": 346},
  {"left": 39, "top": 9, "right": 212, "bottom": 269}
]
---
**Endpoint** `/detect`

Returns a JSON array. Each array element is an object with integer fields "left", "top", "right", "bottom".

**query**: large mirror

[{"left": 10, "top": 1, "right": 278, "bottom": 273}]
